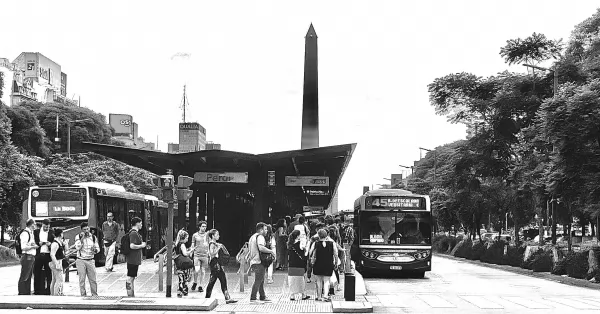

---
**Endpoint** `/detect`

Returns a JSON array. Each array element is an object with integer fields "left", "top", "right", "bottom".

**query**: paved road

[{"left": 364, "top": 254, "right": 600, "bottom": 314}]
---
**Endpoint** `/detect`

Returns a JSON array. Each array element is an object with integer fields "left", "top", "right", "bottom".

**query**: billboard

[
  {"left": 109, "top": 114, "right": 133, "bottom": 136},
  {"left": 60, "top": 72, "right": 67, "bottom": 96},
  {"left": 37, "top": 53, "right": 61, "bottom": 88}
]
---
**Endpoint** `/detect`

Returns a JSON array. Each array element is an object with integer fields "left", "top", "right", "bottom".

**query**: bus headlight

[
  {"left": 414, "top": 250, "right": 430, "bottom": 260},
  {"left": 361, "top": 251, "right": 379, "bottom": 259}
]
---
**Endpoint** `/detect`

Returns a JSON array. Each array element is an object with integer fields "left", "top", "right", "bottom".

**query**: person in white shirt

[{"left": 18, "top": 219, "right": 39, "bottom": 295}]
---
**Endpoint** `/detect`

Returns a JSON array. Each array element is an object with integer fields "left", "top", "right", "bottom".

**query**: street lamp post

[{"left": 66, "top": 118, "right": 92, "bottom": 158}]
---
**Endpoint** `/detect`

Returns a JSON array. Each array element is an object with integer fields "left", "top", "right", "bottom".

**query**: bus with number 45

[{"left": 351, "top": 189, "right": 432, "bottom": 277}]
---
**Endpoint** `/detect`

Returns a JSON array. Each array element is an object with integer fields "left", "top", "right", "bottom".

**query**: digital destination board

[{"left": 366, "top": 197, "right": 423, "bottom": 209}]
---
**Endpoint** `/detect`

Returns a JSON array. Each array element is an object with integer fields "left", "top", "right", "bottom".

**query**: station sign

[
  {"left": 305, "top": 190, "right": 330, "bottom": 196},
  {"left": 194, "top": 172, "right": 248, "bottom": 183},
  {"left": 285, "top": 176, "right": 329, "bottom": 187},
  {"left": 303, "top": 206, "right": 324, "bottom": 212}
]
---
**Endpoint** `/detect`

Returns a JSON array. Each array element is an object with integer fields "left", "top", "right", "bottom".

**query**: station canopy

[{"left": 79, "top": 142, "right": 356, "bottom": 211}]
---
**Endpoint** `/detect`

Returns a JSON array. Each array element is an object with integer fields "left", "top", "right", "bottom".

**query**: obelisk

[{"left": 301, "top": 24, "right": 319, "bottom": 149}]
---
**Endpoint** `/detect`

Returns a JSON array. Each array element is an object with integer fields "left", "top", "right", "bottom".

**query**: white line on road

[
  {"left": 545, "top": 297, "right": 600, "bottom": 310},
  {"left": 417, "top": 295, "right": 456, "bottom": 308},
  {"left": 459, "top": 296, "right": 502, "bottom": 309},
  {"left": 502, "top": 296, "right": 552, "bottom": 309}
]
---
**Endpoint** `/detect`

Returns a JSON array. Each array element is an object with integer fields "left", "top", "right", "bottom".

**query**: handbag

[
  {"left": 255, "top": 235, "right": 274, "bottom": 268},
  {"left": 174, "top": 245, "right": 194, "bottom": 270}
]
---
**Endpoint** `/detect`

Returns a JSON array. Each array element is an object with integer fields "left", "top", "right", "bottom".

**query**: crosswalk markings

[
  {"left": 459, "top": 296, "right": 502, "bottom": 309},
  {"left": 501, "top": 296, "right": 552, "bottom": 309},
  {"left": 417, "top": 295, "right": 456, "bottom": 308},
  {"left": 545, "top": 297, "right": 600, "bottom": 310},
  {"left": 580, "top": 298, "right": 600, "bottom": 307}
]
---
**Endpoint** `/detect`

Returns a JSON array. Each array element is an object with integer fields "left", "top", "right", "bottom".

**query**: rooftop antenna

[{"left": 180, "top": 84, "right": 190, "bottom": 123}]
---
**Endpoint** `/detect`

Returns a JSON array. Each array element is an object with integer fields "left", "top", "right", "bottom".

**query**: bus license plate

[{"left": 390, "top": 266, "right": 403, "bottom": 270}]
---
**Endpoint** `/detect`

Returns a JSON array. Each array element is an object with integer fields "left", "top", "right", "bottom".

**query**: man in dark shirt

[{"left": 126, "top": 217, "right": 146, "bottom": 297}]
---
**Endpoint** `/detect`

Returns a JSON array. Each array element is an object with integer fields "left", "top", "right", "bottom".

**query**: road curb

[
  {"left": 0, "top": 295, "right": 218, "bottom": 311},
  {"left": 331, "top": 300, "right": 373, "bottom": 313},
  {"left": 434, "top": 253, "right": 600, "bottom": 291}
]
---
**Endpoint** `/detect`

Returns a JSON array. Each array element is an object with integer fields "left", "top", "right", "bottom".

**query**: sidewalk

[{"left": 0, "top": 260, "right": 370, "bottom": 312}]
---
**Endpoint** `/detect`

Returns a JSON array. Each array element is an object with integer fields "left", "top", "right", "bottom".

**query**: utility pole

[{"left": 152, "top": 171, "right": 194, "bottom": 297}]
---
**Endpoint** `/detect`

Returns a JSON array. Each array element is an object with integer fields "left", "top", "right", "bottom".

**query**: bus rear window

[{"left": 31, "top": 188, "right": 87, "bottom": 217}]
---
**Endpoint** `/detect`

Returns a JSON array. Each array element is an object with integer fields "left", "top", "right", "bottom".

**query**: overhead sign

[
  {"left": 268, "top": 171, "right": 275, "bottom": 186},
  {"left": 285, "top": 176, "right": 329, "bottom": 187},
  {"left": 305, "top": 190, "right": 330, "bottom": 196},
  {"left": 303, "top": 206, "right": 324, "bottom": 212},
  {"left": 194, "top": 172, "right": 248, "bottom": 183}
]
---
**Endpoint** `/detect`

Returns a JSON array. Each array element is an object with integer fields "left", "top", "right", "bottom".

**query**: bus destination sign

[{"left": 366, "top": 197, "right": 422, "bottom": 209}]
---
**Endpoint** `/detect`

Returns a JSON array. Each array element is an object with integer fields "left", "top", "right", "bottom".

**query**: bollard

[
  {"left": 239, "top": 257, "right": 245, "bottom": 292},
  {"left": 344, "top": 273, "right": 356, "bottom": 301},
  {"left": 65, "top": 264, "right": 70, "bottom": 282},
  {"left": 158, "top": 254, "right": 164, "bottom": 291}
]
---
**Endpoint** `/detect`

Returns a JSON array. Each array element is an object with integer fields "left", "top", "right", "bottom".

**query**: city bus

[
  {"left": 22, "top": 182, "right": 170, "bottom": 265},
  {"left": 351, "top": 189, "right": 432, "bottom": 277}
]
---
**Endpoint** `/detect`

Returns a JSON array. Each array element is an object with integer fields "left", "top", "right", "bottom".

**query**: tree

[
  {"left": 500, "top": 32, "right": 563, "bottom": 66},
  {"left": 0, "top": 106, "right": 41, "bottom": 244},
  {"left": 5, "top": 105, "right": 51, "bottom": 157},
  {"left": 32, "top": 102, "right": 113, "bottom": 154}
]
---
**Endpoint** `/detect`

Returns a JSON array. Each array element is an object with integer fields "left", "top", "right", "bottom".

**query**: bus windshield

[
  {"left": 30, "top": 187, "right": 87, "bottom": 218},
  {"left": 360, "top": 211, "right": 431, "bottom": 245}
]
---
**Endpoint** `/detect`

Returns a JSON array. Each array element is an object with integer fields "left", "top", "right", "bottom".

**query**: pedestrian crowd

[
  {"left": 16, "top": 212, "right": 354, "bottom": 304},
  {"left": 244, "top": 214, "right": 354, "bottom": 303}
]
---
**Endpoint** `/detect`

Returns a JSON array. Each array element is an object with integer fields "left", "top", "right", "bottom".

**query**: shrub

[
  {"left": 552, "top": 258, "right": 567, "bottom": 275},
  {"left": 432, "top": 234, "right": 447, "bottom": 253},
  {"left": 521, "top": 248, "right": 541, "bottom": 270},
  {"left": 445, "top": 237, "right": 459, "bottom": 254},
  {"left": 503, "top": 245, "right": 525, "bottom": 267},
  {"left": 531, "top": 250, "right": 553, "bottom": 272},
  {"left": 480, "top": 241, "right": 506, "bottom": 265},
  {"left": 469, "top": 241, "right": 486, "bottom": 260},
  {"left": 453, "top": 239, "right": 473, "bottom": 258},
  {"left": 565, "top": 250, "right": 589, "bottom": 279}
]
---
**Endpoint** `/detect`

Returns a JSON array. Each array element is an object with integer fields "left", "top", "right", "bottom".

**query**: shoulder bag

[
  {"left": 174, "top": 244, "right": 194, "bottom": 270},
  {"left": 256, "top": 235, "right": 274, "bottom": 268}
]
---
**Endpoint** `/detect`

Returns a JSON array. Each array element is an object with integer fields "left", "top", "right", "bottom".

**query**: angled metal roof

[{"left": 78, "top": 142, "right": 356, "bottom": 211}]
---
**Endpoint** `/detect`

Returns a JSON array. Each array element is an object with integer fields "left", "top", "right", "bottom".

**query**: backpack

[
  {"left": 120, "top": 231, "right": 132, "bottom": 255},
  {"left": 218, "top": 245, "right": 230, "bottom": 266},
  {"left": 15, "top": 229, "right": 30, "bottom": 256}
]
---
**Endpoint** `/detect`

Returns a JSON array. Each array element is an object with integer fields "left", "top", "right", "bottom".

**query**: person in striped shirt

[{"left": 75, "top": 222, "right": 100, "bottom": 296}]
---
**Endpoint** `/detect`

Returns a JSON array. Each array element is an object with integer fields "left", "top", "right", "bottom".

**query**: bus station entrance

[{"left": 79, "top": 142, "right": 355, "bottom": 253}]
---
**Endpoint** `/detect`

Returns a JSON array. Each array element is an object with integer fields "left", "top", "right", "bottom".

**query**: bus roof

[
  {"left": 74, "top": 182, "right": 126, "bottom": 192},
  {"left": 364, "top": 189, "right": 415, "bottom": 197}
]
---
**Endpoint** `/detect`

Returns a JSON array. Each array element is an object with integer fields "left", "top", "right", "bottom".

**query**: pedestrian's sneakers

[
  {"left": 266, "top": 279, "right": 274, "bottom": 284},
  {"left": 191, "top": 283, "right": 197, "bottom": 291},
  {"left": 226, "top": 299, "right": 238, "bottom": 304}
]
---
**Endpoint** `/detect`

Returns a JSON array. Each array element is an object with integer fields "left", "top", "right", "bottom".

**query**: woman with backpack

[
  {"left": 204, "top": 229, "right": 237, "bottom": 304},
  {"left": 287, "top": 230, "right": 310, "bottom": 301}
]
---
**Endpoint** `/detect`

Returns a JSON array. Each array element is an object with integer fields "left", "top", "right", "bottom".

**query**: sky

[{"left": 2, "top": 0, "right": 599, "bottom": 211}]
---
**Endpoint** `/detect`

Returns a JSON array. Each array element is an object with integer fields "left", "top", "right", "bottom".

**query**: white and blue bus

[
  {"left": 22, "top": 182, "right": 171, "bottom": 265},
  {"left": 351, "top": 189, "right": 432, "bottom": 277}
]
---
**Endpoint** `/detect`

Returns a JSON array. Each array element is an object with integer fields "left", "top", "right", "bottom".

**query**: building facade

[
  {"left": 205, "top": 142, "right": 221, "bottom": 150},
  {"left": 178, "top": 122, "right": 206, "bottom": 153},
  {"left": 0, "top": 53, "right": 78, "bottom": 107},
  {"left": 109, "top": 113, "right": 157, "bottom": 151}
]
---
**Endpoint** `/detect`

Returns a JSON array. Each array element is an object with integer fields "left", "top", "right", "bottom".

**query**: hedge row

[{"left": 433, "top": 234, "right": 597, "bottom": 281}]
